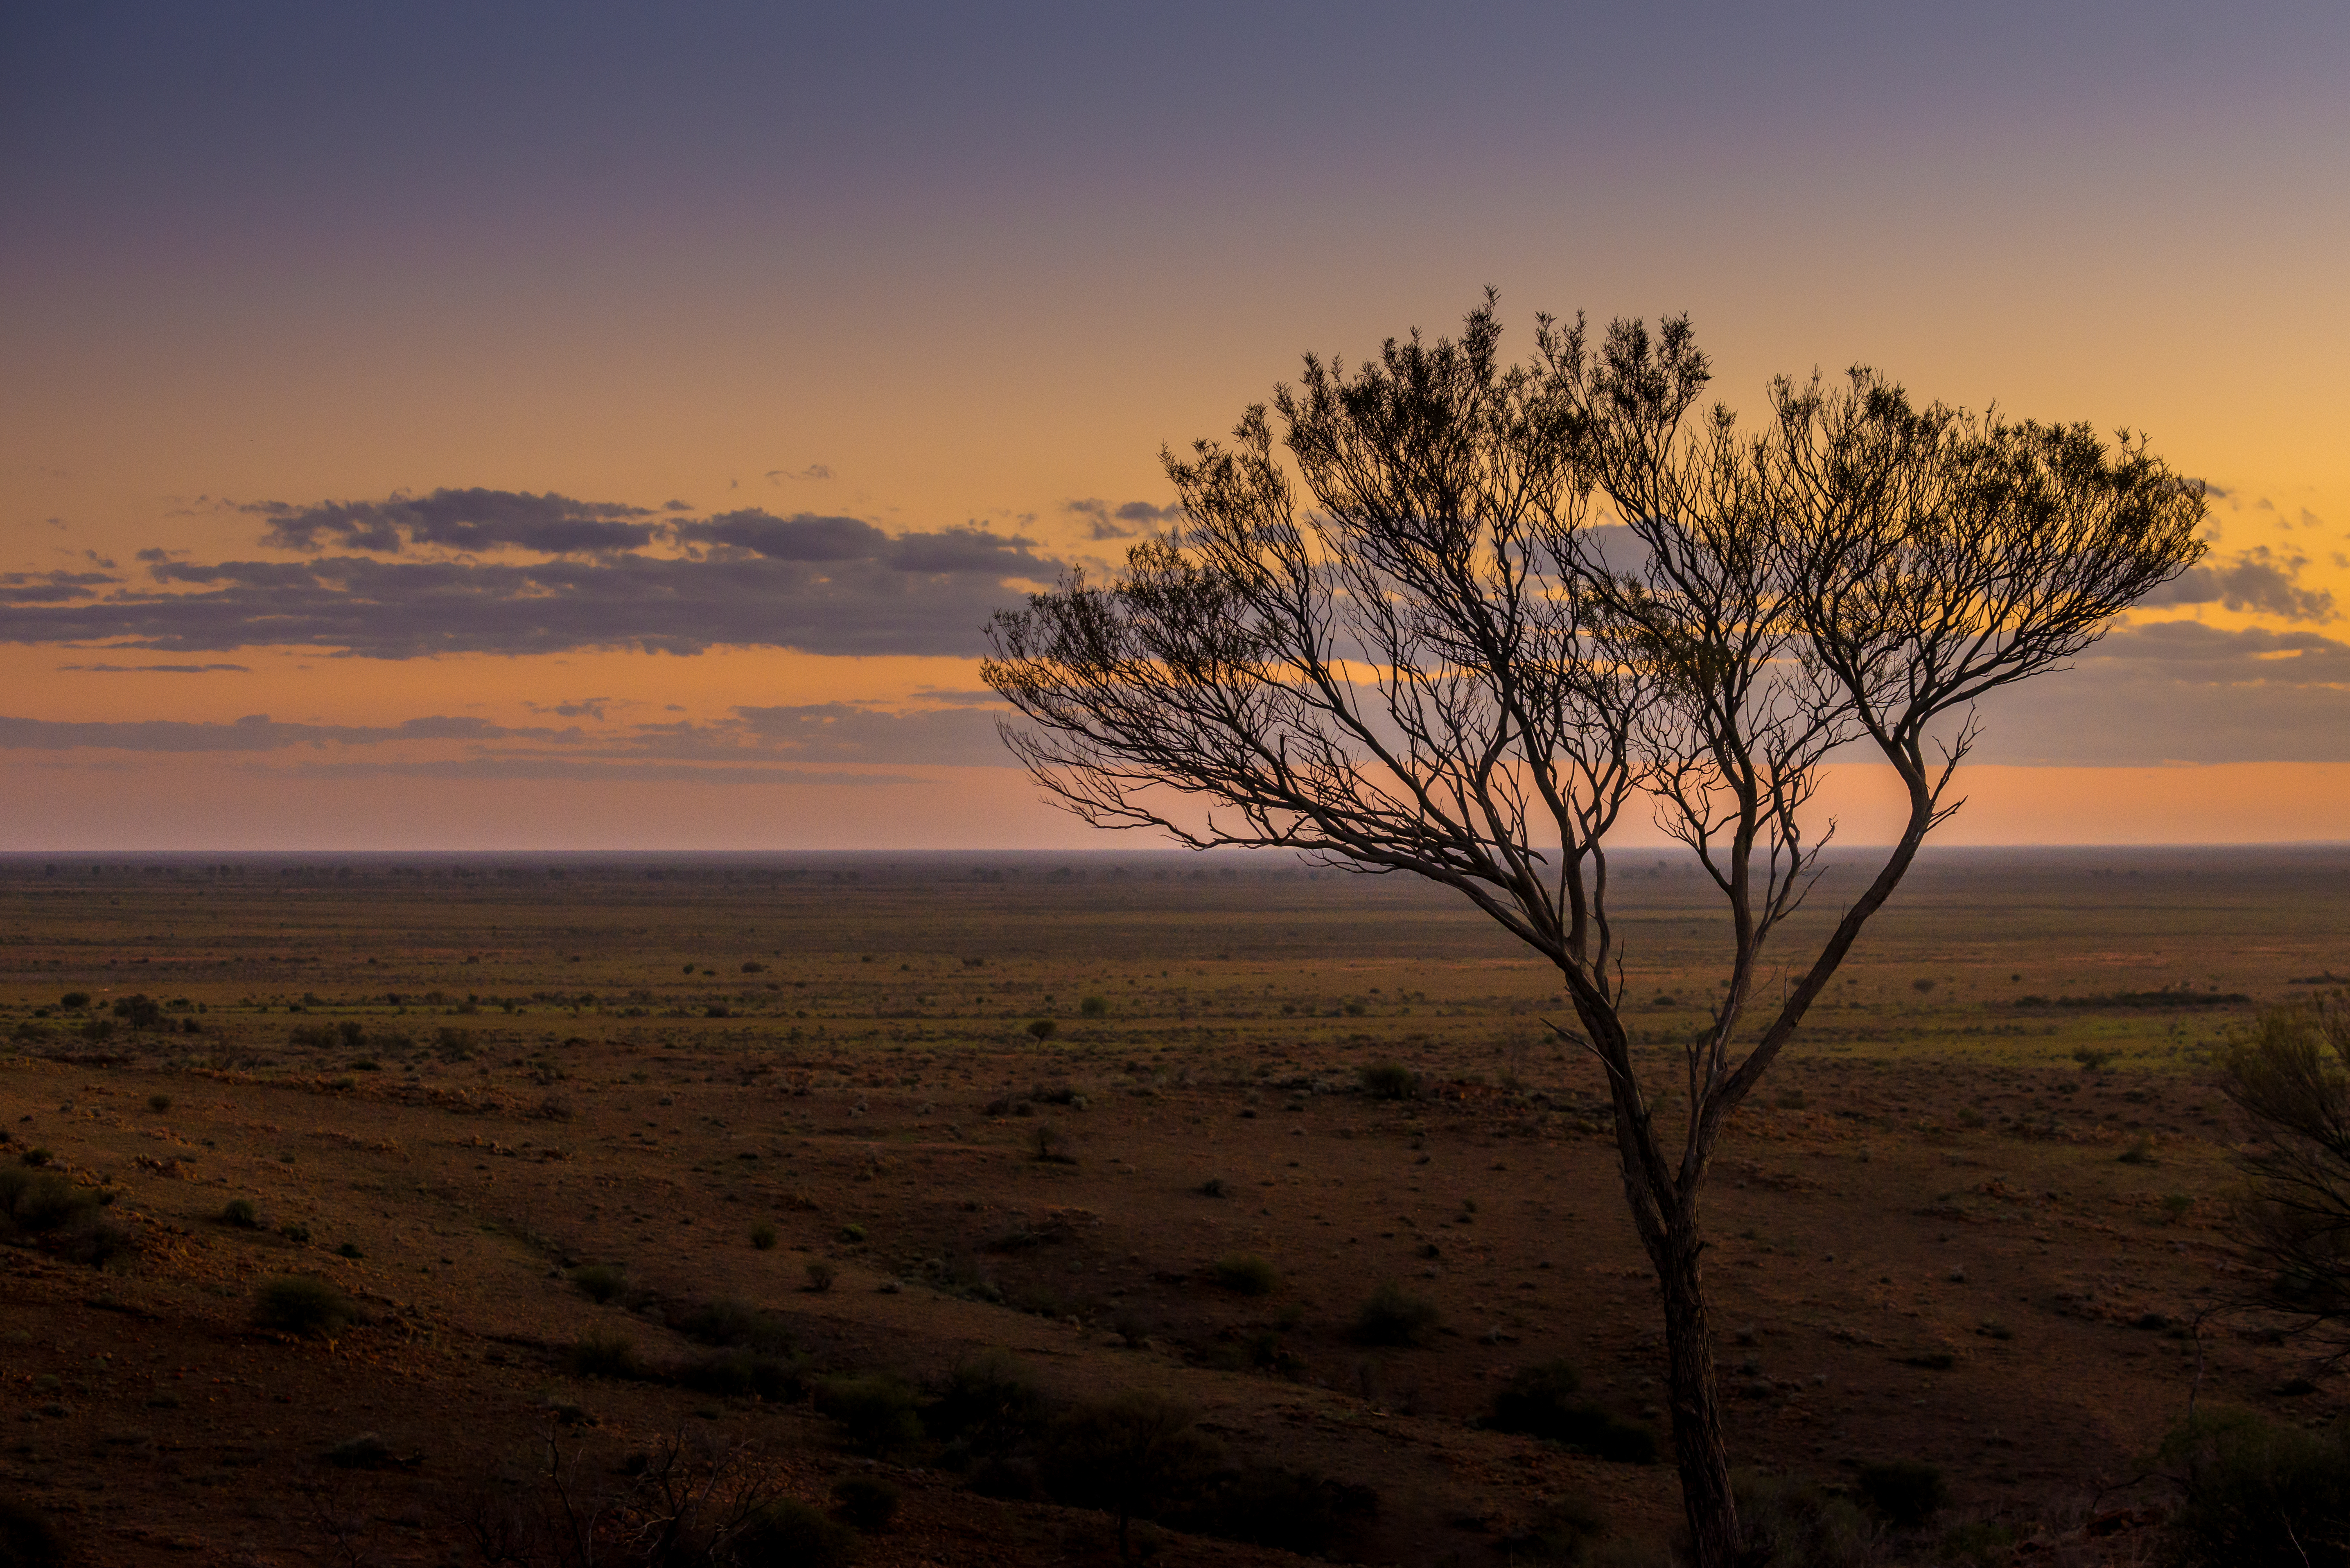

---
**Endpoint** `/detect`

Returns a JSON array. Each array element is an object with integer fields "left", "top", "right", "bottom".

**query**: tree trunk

[{"left": 1653, "top": 1207, "right": 1741, "bottom": 1568}]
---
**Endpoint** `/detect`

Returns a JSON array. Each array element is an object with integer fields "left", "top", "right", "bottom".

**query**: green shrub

[
  {"left": 925, "top": 1350, "right": 1044, "bottom": 1446},
  {"left": 805, "top": 1258, "right": 837, "bottom": 1293},
  {"left": 751, "top": 1221, "right": 779, "bottom": 1250},
  {"left": 831, "top": 1474, "right": 900, "bottom": 1532},
  {"left": 674, "top": 1349, "right": 806, "bottom": 1403},
  {"left": 1040, "top": 1391, "right": 1221, "bottom": 1559},
  {"left": 814, "top": 1375, "right": 923, "bottom": 1457},
  {"left": 0, "top": 1496, "right": 66, "bottom": 1568},
  {"left": 145, "top": 1094, "right": 172, "bottom": 1114},
  {"left": 219, "top": 1198, "right": 261, "bottom": 1229},
  {"left": 1486, "top": 1360, "right": 1657, "bottom": 1463},
  {"left": 571, "top": 1263, "right": 627, "bottom": 1304},
  {"left": 1171, "top": 1464, "right": 1382, "bottom": 1555},
  {"left": 734, "top": 1498, "right": 858, "bottom": 1568},
  {"left": 1493, "top": 1492, "right": 1605, "bottom": 1565},
  {"left": 0, "top": 1169, "right": 99, "bottom": 1235},
  {"left": 673, "top": 1296, "right": 794, "bottom": 1353},
  {"left": 1349, "top": 1281, "right": 1441, "bottom": 1346},
  {"left": 252, "top": 1276, "right": 354, "bottom": 1338},
  {"left": 323, "top": 1432, "right": 393, "bottom": 1469},
  {"left": 2163, "top": 1406, "right": 2350, "bottom": 1568},
  {"left": 1026, "top": 1018, "right": 1057, "bottom": 1042},
  {"left": 64, "top": 1211, "right": 135, "bottom": 1268},
  {"left": 1855, "top": 1458, "right": 1946, "bottom": 1530},
  {"left": 17, "top": 1148, "right": 51, "bottom": 1169},
  {"left": 1211, "top": 1252, "right": 1279, "bottom": 1296},
  {"left": 1079, "top": 995, "right": 1108, "bottom": 1017},
  {"left": 1358, "top": 1060, "right": 1418, "bottom": 1101},
  {"left": 567, "top": 1329, "right": 646, "bottom": 1380},
  {"left": 1735, "top": 1471, "right": 1873, "bottom": 1568}
]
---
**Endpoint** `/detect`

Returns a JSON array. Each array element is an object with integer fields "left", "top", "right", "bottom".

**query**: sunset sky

[{"left": 4, "top": 2, "right": 2347, "bottom": 849}]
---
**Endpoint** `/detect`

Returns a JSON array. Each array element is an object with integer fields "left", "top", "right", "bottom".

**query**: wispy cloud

[
  {"left": 0, "top": 491, "right": 1070, "bottom": 660},
  {"left": 1063, "top": 496, "right": 1181, "bottom": 540},
  {"left": 58, "top": 662, "right": 251, "bottom": 674},
  {"left": 2142, "top": 544, "right": 2334, "bottom": 621}
]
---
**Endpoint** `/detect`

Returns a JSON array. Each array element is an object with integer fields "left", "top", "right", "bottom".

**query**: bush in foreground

[
  {"left": 815, "top": 1375, "right": 922, "bottom": 1457},
  {"left": 2162, "top": 1406, "right": 2350, "bottom": 1568},
  {"left": 1486, "top": 1360, "right": 1657, "bottom": 1463},
  {"left": 1211, "top": 1252, "right": 1279, "bottom": 1296},
  {"left": 252, "top": 1276, "right": 354, "bottom": 1338},
  {"left": 1350, "top": 1281, "right": 1442, "bottom": 1346},
  {"left": 734, "top": 1498, "right": 858, "bottom": 1568}
]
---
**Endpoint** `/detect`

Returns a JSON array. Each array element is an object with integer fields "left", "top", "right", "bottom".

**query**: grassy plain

[{"left": 0, "top": 846, "right": 2344, "bottom": 1565}]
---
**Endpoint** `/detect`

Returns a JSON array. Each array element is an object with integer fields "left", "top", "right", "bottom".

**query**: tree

[
  {"left": 2219, "top": 996, "right": 2350, "bottom": 1357},
  {"left": 982, "top": 294, "right": 2206, "bottom": 1566}
]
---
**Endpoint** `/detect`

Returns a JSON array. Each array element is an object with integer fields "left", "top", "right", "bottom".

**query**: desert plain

[{"left": 1, "top": 846, "right": 2343, "bottom": 1565}]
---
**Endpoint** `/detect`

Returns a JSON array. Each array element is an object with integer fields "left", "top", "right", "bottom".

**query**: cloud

[
  {"left": 0, "top": 570, "right": 120, "bottom": 604},
  {"left": 2140, "top": 545, "right": 2334, "bottom": 621},
  {"left": 251, "top": 487, "right": 659, "bottom": 555},
  {"left": 58, "top": 662, "right": 251, "bottom": 673},
  {"left": 1064, "top": 497, "right": 1181, "bottom": 540},
  {"left": 0, "top": 713, "right": 576, "bottom": 753},
  {"left": 0, "top": 499, "right": 1069, "bottom": 659},
  {"left": 1962, "top": 620, "right": 2350, "bottom": 765},
  {"left": 723, "top": 700, "right": 1010, "bottom": 765},
  {"left": 279, "top": 758, "right": 916, "bottom": 786}
]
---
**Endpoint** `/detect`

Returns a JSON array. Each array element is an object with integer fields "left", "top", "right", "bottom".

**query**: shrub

[
  {"left": 0, "top": 1170, "right": 99, "bottom": 1236},
  {"left": 1358, "top": 1060, "right": 1418, "bottom": 1101},
  {"left": 1735, "top": 1471, "right": 1873, "bottom": 1568},
  {"left": 2117, "top": 1135, "right": 2156, "bottom": 1165},
  {"left": 571, "top": 1263, "right": 627, "bottom": 1304},
  {"left": 252, "top": 1276, "right": 354, "bottom": 1338},
  {"left": 836, "top": 1223, "right": 866, "bottom": 1244},
  {"left": 734, "top": 1498, "right": 858, "bottom": 1568},
  {"left": 673, "top": 1296, "right": 795, "bottom": 1354},
  {"left": 18, "top": 1148, "right": 51, "bottom": 1169},
  {"left": 1080, "top": 995, "right": 1108, "bottom": 1017},
  {"left": 335, "top": 1241, "right": 364, "bottom": 1259},
  {"left": 145, "top": 1093, "right": 172, "bottom": 1114},
  {"left": 219, "top": 1198, "right": 261, "bottom": 1229},
  {"left": 1493, "top": 1493, "right": 1605, "bottom": 1565},
  {"left": 323, "top": 1432, "right": 393, "bottom": 1469},
  {"left": 1211, "top": 1252, "right": 1279, "bottom": 1296},
  {"left": 1350, "top": 1281, "right": 1441, "bottom": 1346},
  {"left": 2072, "top": 1045, "right": 2115, "bottom": 1072},
  {"left": 805, "top": 1259, "right": 837, "bottom": 1293},
  {"left": 925, "top": 1350, "right": 1044, "bottom": 1446},
  {"left": 567, "top": 1329, "right": 646, "bottom": 1380},
  {"left": 1486, "top": 1360, "right": 1656, "bottom": 1463},
  {"left": 64, "top": 1211, "right": 135, "bottom": 1268},
  {"left": 674, "top": 1349, "right": 806, "bottom": 1403},
  {"left": 751, "top": 1221, "right": 779, "bottom": 1250},
  {"left": 1030, "top": 1121, "right": 1074, "bottom": 1162},
  {"left": 2163, "top": 1406, "right": 2350, "bottom": 1568},
  {"left": 1855, "top": 1458, "right": 1946, "bottom": 1529},
  {"left": 1171, "top": 1464, "right": 1382, "bottom": 1555},
  {"left": 831, "top": 1475, "right": 900, "bottom": 1532},
  {"left": 1041, "top": 1391, "right": 1221, "bottom": 1560},
  {"left": 1026, "top": 1018, "right": 1057, "bottom": 1042},
  {"left": 1197, "top": 1177, "right": 1229, "bottom": 1198},
  {"left": 0, "top": 1497, "right": 65, "bottom": 1568},
  {"left": 815, "top": 1374, "right": 922, "bottom": 1457},
  {"left": 59, "top": 992, "right": 90, "bottom": 1010}
]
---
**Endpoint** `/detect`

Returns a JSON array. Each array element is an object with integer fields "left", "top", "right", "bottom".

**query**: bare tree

[{"left": 982, "top": 293, "right": 2204, "bottom": 1566}]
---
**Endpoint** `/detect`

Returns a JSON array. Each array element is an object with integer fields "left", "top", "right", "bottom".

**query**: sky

[{"left": 2, "top": 1, "right": 2347, "bottom": 850}]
